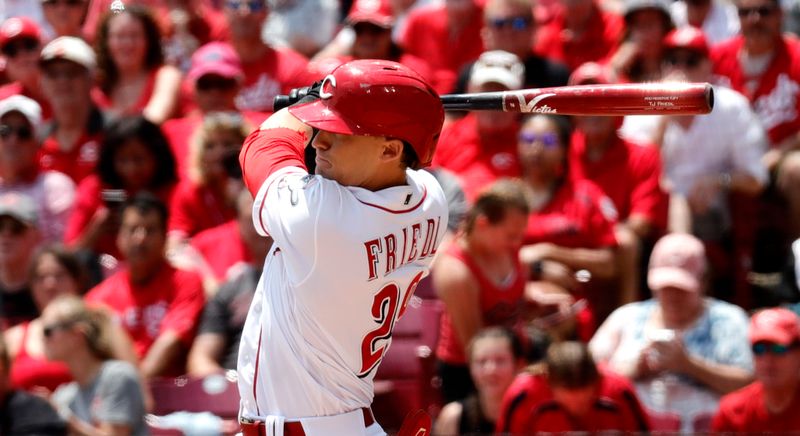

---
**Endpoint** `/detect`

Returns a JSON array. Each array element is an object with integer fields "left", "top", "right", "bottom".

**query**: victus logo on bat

[{"left": 506, "top": 92, "right": 558, "bottom": 113}]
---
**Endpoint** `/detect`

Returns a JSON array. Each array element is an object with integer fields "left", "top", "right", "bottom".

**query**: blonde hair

[
  {"left": 47, "top": 295, "right": 114, "bottom": 361},
  {"left": 188, "top": 112, "right": 252, "bottom": 185}
]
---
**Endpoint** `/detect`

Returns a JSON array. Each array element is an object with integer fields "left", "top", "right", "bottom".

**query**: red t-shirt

[
  {"left": 712, "top": 35, "right": 800, "bottom": 145},
  {"left": 162, "top": 110, "right": 268, "bottom": 180},
  {"left": 524, "top": 178, "right": 618, "bottom": 248},
  {"left": 92, "top": 69, "right": 158, "bottom": 116},
  {"left": 65, "top": 175, "right": 176, "bottom": 259},
  {"left": 39, "top": 122, "right": 104, "bottom": 185},
  {"left": 84, "top": 262, "right": 205, "bottom": 358},
  {"left": 569, "top": 131, "right": 667, "bottom": 232},
  {"left": 712, "top": 381, "right": 800, "bottom": 432},
  {"left": 169, "top": 179, "right": 236, "bottom": 237},
  {"left": 435, "top": 241, "right": 526, "bottom": 364},
  {"left": 534, "top": 4, "right": 623, "bottom": 71},
  {"left": 0, "top": 82, "right": 53, "bottom": 121},
  {"left": 399, "top": 3, "right": 485, "bottom": 94},
  {"left": 236, "top": 47, "right": 311, "bottom": 113},
  {"left": 191, "top": 220, "right": 252, "bottom": 282},
  {"left": 496, "top": 369, "right": 651, "bottom": 433},
  {"left": 432, "top": 113, "right": 520, "bottom": 203}
]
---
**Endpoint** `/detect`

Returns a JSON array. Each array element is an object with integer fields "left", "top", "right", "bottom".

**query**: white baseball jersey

[{"left": 237, "top": 163, "right": 448, "bottom": 420}]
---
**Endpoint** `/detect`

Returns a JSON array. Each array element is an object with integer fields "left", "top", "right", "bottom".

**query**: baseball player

[{"left": 236, "top": 59, "right": 448, "bottom": 436}]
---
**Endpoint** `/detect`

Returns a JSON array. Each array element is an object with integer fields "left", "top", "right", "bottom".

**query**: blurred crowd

[{"left": 0, "top": 0, "right": 799, "bottom": 434}]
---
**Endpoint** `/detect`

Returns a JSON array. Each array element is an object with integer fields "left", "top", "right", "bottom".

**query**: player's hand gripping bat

[{"left": 274, "top": 82, "right": 714, "bottom": 115}]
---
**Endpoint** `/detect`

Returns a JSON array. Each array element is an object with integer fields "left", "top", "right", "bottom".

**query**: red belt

[{"left": 240, "top": 408, "right": 375, "bottom": 436}]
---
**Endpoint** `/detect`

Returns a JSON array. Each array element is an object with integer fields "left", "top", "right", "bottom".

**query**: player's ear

[{"left": 380, "top": 138, "right": 404, "bottom": 163}]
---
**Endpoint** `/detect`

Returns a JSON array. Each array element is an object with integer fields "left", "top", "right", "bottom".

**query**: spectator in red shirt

[
  {"left": 167, "top": 112, "right": 251, "bottom": 274},
  {"left": 0, "top": 17, "right": 52, "bottom": 121},
  {"left": 452, "top": 0, "right": 569, "bottom": 94},
  {"left": 85, "top": 194, "right": 205, "bottom": 378},
  {"left": 496, "top": 341, "right": 651, "bottom": 433},
  {"left": 38, "top": 36, "right": 105, "bottom": 184},
  {"left": 165, "top": 41, "right": 264, "bottom": 178},
  {"left": 223, "top": 0, "right": 311, "bottom": 113},
  {"left": 568, "top": 62, "right": 667, "bottom": 305},
  {"left": 607, "top": 0, "right": 673, "bottom": 83},
  {"left": 309, "top": 0, "right": 435, "bottom": 87},
  {"left": 433, "top": 50, "right": 523, "bottom": 203},
  {"left": 64, "top": 116, "right": 177, "bottom": 282},
  {"left": 93, "top": 5, "right": 183, "bottom": 124},
  {"left": 41, "top": 0, "right": 91, "bottom": 40},
  {"left": 712, "top": 0, "right": 800, "bottom": 245},
  {"left": 188, "top": 180, "right": 270, "bottom": 290},
  {"left": 434, "top": 327, "right": 526, "bottom": 435},
  {"left": 712, "top": 307, "right": 800, "bottom": 432},
  {"left": 516, "top": 113, "right": 619, "bottom": 322},
  {"left": 433, "top": 179, "right": 530, "bottom": 402},
  {"left": 534, "top": 0, "right": 624, "bottom": 71},
  {"left": 399, "top": 0, "right": 484, "bottom": 93}
]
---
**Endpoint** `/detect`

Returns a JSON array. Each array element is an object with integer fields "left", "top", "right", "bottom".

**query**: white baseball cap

[
  {"left": 40, "top": 36, "right": 96, "bottom": 73},
  {"left": 0, "top": 95, "right": 42, "bottom": 135},
  {"left": 469, "top": 50, "right": 525, "bottom": 91}
]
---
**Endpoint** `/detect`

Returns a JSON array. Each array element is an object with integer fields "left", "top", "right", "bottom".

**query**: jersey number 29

[{"left": 358, "top": 271, "right": 425, "bottom": 377}]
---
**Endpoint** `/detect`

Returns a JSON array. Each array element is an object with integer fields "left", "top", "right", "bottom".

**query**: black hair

[
  {"left": 120, "top": 192, "right": 169, "bottom": 232},
  {"left": 401, "top": 141, "right": 421, "bottom": 170},
  {"left": 467, "top": 326, "right": 525, "bottom": 362},
  {"left": 29, "top": 244, "right": 89, "bottom": 294},
  {"left": 96, "top": 116, "right": 177, "bottom": 190}
]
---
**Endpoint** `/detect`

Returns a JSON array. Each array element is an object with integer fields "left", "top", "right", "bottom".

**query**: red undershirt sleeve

[{"left": 239, "top": 127, "right": 309, "bottom": 196}]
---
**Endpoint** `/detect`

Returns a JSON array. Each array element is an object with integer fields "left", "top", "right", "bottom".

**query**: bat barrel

[{"left": 441, "top": 82, "right": 714, "bottom": 116}]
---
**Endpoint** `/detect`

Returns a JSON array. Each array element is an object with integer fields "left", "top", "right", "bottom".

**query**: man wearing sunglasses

[
  {"left": 713, "top": 307, "right": 800, "bottom": 432},
  {"left": 0, "top": 17, "right": 51, "bottom": 122},
  {"left": 451, "top": 0, "right": 569, "bottom": 94},
  {"left": 0, "top": 95, "right": 75, "bottom": 245},
  {"left": 622, "top": 27, "right": 767, "bottom": 303}
]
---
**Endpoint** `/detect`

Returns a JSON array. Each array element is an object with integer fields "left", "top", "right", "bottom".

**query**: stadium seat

[
  {"left": 692, "top": 412, "right": 714, "bottom": 433},
  {"left": 148, "top": 371, "right": 241, "bottom": 419},
  {"left": 372, "top": 298, "right": 444, "bottom": 431},
  {"left": 647, "top": 410, "right": 683, "bottom": 433}
]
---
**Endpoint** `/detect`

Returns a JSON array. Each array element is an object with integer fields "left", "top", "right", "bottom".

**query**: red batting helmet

[{"left": 288, "top": 59, "right": 444, "bottom": 168}]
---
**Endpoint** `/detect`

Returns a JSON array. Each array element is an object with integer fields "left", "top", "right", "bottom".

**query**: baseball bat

[
  {"left": 442, "top": 82, "right": 713, "bottom": 115},
  {"left": 273, "top": 82, "right": 714, "bottom": 115}
]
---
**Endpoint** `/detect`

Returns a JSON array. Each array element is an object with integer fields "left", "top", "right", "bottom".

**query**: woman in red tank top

[
  {"left": 4, "top": 246, "right": 85, "bottom": 392},
  {"left": 4, "top": 245, "right": 140, "bottom": 394},
  {"left": 93, "top": 5, "right": 183, "bottom": 124},
  {"left": 432, "top": 179, "right": 530, "bottom": 403}
]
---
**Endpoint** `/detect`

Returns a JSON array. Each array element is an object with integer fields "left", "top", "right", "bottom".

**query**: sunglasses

[
  {"left": 488, "top": 16, "right": 532, "bottom": 31},
  {"left": 0, "top": 217, "right": 27, "bottom": 235},
  {"left": 752, "top": 341, "right": 798, "bottom": 356},
  {"left": 196, "top": 75, "right": 238, "bottom": 91},
  {"left": 1, "top": 38, "right": 39, "bottom": 58},
  {"left": 519, "top": 131, "right": 560, "bottom": 148},
  {"left": 226, "top": 0, "right": 266, "bottom": 12},
  {"left": 665, "top": 52, "right": 704, "bottom": 69},
  {"left": 42, "top": 0, "right": 85, "bottom": 6},
  {"left": 353, "top": 22, "right": 390, "bottom": 36},
  {"left": 737, "top": 5, "right": 777, "bottom": 18},
  {"left": 0, "top": 124, "right": 33, "bottom": 141},
  {"left": 43, "top": 320, "right": 75, "bottom": 339}
]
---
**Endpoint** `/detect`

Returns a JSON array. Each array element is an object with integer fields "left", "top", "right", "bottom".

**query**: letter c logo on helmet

[
  {"left": 288, "top": 60, "right": 445, "bottom": 168},
  {"left": 319, "top": 74, "right": 336, "bottom": 100}
]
